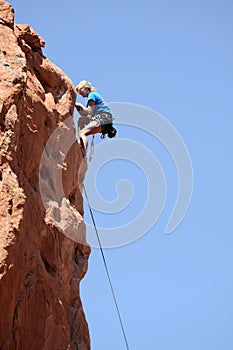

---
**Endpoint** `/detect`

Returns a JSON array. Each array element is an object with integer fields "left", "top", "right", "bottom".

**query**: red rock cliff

[{"left": 0, "top": 1, "right": 90, "bottom": 349}]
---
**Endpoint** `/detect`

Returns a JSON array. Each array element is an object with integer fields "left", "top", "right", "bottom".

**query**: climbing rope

[{"left": 83, "top": 183, "right": 130, "bottom": 350}]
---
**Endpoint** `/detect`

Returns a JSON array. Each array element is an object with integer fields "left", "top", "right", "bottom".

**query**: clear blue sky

[{"left": 10, "top": 0, "right": 233, "bottom": 349}]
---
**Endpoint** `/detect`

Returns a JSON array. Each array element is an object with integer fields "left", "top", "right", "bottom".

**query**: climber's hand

[{"left": 75, "top": 103, "right": 83, "bottom": 111}]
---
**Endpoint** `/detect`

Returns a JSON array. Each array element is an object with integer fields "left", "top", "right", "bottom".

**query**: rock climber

[{"left": 75, "top": 80, "right": 117, "bottom": 153}]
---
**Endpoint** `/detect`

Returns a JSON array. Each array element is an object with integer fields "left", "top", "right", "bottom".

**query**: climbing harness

[
  {"left": 100, "top": 123, "right": 117, "bottom": 139},
  {"left": 92, "top": 112, "right": 117, "bottom": 140},
  {"left": 82, "top": 179, "right": 130, "bottom": 350}
]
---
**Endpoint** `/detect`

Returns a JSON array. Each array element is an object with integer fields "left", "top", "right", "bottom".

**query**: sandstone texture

[{"left": 0, "top": 1, "right": 90, "bottom": 349}]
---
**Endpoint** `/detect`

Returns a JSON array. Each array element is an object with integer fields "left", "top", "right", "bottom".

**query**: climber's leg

[
  {"left": 78, "top": 116, "right": 91, "bottom": 135},
  {"left": 78, "top": 134, "right": 88, "bottom": 155},
  {"left": 78, "top": 121, "right": 101, "bottom": 155},
  {"left": 79, "top": 119, "right": 101, "bottom": 135}
]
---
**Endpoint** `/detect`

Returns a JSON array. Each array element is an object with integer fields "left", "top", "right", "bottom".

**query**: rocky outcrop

[{"left": 0, "top": 1, "right": 90, "bottom": 349}]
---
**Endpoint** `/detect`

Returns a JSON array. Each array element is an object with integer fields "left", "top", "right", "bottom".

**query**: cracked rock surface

[{"left": 0, "top": 1, "right": 90, "bottom": 349}]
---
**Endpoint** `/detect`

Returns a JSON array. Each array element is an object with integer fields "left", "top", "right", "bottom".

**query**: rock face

[{"left": 0, "top": 1, "right": 90, "bottom": 349}]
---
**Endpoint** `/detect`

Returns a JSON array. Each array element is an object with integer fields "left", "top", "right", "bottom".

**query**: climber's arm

[{"left": 75, "top": 100, "right": 95, "bottom": 116}]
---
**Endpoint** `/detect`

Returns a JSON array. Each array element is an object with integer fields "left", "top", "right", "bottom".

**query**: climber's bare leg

[
  {"left": 78, "top": 116, "right": 90, "bottom": 136},
  {"left": 78, "top": 118, "right": 101, "bottom": 153},
  {"left": 79, "top": 125, "right": 102, "bottom": 153}
]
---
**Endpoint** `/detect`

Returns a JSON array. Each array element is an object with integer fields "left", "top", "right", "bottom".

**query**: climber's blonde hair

[{"left": 75, "top": 80, "right": 97, "bottom": 93}]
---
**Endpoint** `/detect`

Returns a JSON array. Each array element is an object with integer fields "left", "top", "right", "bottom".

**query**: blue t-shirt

[{"left": 87, "top": 91, "right": 110, "bottom": 116}]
